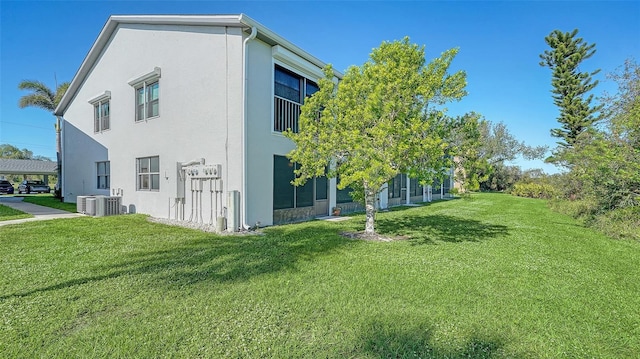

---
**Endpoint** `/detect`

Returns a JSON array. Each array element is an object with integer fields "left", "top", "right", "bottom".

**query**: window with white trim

[
  {"left": 97, "top": 161, "right": 110, "bottom": 189},
  {"left": 137, "top": 156, "right": 160, "bottom": 191},
  {"left": 94, "top": 100, "right": 110, "bottom": 132},
  {"left": 128, "top": 67, "right": 161, "bottom": 122},
  {"left": 88, "top": 91, "right": 111, "bottom": 132},
  {"left": 274, "top": 65, "right": 318, "bottom": 133},
  {"left": 135, "top": 81, "right": 159, "bottom": 121}
]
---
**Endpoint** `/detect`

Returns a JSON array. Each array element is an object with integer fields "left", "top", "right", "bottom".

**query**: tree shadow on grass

[
  {"left": 108, "top": 224, "right": 355, "bottom": 288},
  {"left": 353, "top": 320, "right": 506, "bottom": 359},
  {"left": 1, "top": 221, "right": 355, "bottom": 299},
  {"left": 376, "top": 214, "right": 510, "bottom": 244}
]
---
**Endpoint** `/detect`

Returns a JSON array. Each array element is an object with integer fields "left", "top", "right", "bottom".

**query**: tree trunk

[{"left": 364, "top": 182, "right": 376, "bottom": 235}]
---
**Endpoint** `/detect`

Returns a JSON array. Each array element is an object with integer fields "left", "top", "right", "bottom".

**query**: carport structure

[{"left": 0, "top": 159, "right": 57, "bottom": 185}]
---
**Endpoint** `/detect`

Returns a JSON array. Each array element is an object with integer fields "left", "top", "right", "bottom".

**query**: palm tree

[{"left": 18, "top": 80, "right": 70, "bottom": 199}]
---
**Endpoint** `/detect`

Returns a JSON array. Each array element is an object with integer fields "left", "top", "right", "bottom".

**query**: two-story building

[{"left": 54, "top": 14, "right": 452, "bottom": 230}]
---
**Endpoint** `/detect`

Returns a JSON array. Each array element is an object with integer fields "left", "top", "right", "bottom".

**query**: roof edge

[
  {"left": 55, "top": 14, "right": 341, "bottom": 116},
  {"left": 239, "top": 14, "right": 342, "bottom": 79}
]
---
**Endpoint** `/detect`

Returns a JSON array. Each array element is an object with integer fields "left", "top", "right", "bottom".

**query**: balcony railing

[{"left": 274, "top": 95, "right": 300, "bottom": 133}]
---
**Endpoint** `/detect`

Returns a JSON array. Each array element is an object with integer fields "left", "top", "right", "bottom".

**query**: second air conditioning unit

[{"left": 95, "top": 196, "right": 122, "bottom": 217}]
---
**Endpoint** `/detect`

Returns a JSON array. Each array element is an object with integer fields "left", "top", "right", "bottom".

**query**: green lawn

[
  {"left": 0, "top": 203, "right": 31, "bottom": 221},
  {"left": 1, "top": 193, "right": 638, "bottom": 358}
]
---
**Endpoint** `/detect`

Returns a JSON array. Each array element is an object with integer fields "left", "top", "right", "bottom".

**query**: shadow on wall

[
  {"left": 352, "top": 320, "right": 505, "bottom": 359},
  {"left": 62, "top": 121, "right": 109, "bottom": 200},
  {"left": 376, "top": 214, "right": 510, "bottom": 244}
]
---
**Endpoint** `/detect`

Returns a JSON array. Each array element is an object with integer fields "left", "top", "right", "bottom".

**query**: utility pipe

[{"left": 241, "top": 26, "right": 257, "bottom": 230}]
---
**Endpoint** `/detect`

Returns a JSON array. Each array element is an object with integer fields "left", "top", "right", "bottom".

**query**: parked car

[
  {"left": 0, "top": 180, "right": 14, "bottom": 194},
  {"left": 18, "top": 180, "right": 51, "bottom": 194}
]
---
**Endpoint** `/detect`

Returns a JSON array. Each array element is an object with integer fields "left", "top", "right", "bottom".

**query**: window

[
  {"left": 88, "top": 91, "right": 111, "bottom": 132},
  {"left": 137, "top": 156, "right": 160, "bottom": 191},
  {"left": 388, "top": 174, "right": 406, "bottom": 199},
  {"left": 432, "top": 178, "right": 441, "bottom": 192},
  {"left": 274, "top": 65, "right": 318, "bottom": 133},
  {"left": 128, "top": 67, "right": 161, "bottom": 122},
  {"left": 93, "top": 100, "right": 110, "bottom": 132},
  {"left": 136, "top": 81, "right": 159, "bottom": 121},
  {"left": 410, "top": 178, "right": 423, "bottom": 197},
  {"left": 442, "top": 175, "right": 452, "bottom": 194},
  {"left": 97, "top": 161, "right": 110, "bottom": 189},
  {"left": 336, "top": 177, "right": 357, "bottom": 204},
  {"left": 273, "top": 155, "right": 314, "bottom": 210},
  {"left": 315, "top": 176, "right": 328, "bottom": 200}
]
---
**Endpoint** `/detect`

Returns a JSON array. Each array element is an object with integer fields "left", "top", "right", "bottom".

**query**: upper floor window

[
  {"left": 137, "top": 156, "right": 160, "bottom": 191},
  {"left": 94, "top": 100, "right": 110, "bottom": 132},
  {"left": 88, "top": 91, "right": 111, "bottom": 132},
  {"left": 274, "top": 65, "right": 318, "bottom": 133},
  {"left": 128, "top": 67, "right": 161, "bottom": 122},
  {"left": 135, "top": 81, "right": 159, "bottom": 121},
  {"left": 97, "top": 161, "right": 110, "bottom": 189}
]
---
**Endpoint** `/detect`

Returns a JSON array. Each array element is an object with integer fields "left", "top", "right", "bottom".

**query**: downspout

[
  {"left": 57, "top": 116, "right": 64, "bottom": 202},
  {"left": 241, "top": 26, "right": 257, "bottom": 229}
]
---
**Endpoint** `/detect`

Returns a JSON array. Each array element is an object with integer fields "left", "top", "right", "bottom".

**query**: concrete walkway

[{"left": 0, "top": 197, "right": 82, "bottom": 227}]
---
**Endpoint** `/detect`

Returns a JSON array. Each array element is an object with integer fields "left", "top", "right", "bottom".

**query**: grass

[
  {"left": 1, "top": 193, "right": 638, "bottom": 358},
  {"left": 20, "top": 194, "right": 77, "bottom": 212},
  {"left": 0, "top": 204, "right": 32, "bottom": 221}
]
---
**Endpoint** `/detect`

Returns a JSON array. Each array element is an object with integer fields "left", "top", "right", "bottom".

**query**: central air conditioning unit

[
  {"left": 95, "top": 196, "right": 122, "bottom": 217},
  {"left": 85, "top": 197, "right": 97, "bottom": 216},
  {"left": 76, "top": 195, "right": 95, "bottom": 214}
]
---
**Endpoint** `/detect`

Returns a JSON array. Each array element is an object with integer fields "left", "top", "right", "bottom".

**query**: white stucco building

[{"left": 55, "top": 14, "right": 450, "bottom": 230}]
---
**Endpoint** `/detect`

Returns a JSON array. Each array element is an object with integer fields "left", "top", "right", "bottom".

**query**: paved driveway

[{"left": 0, "top": 196, "right": 82, "bottom": 226}]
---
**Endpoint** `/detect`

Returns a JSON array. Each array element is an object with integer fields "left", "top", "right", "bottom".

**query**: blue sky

[{"left": 1, "top": 1, "right": 638, "bottom": 173}]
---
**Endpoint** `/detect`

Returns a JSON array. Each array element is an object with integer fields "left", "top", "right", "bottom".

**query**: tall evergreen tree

[{"left": 540, "top": 29, "right": 602, "bottom": 149}]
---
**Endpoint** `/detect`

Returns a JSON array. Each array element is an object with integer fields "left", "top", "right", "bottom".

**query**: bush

[
  {"left": 510, "top": 182, "right": 558, "bottom": 199},
  {"left": 548, "top": 197, "right": 598, "bottom": 220},
  {"left": 592, "top": 206, "right": 640, "bottom": 240}
]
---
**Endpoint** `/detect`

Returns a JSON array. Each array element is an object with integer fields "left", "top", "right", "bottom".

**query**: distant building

[{"left": 0, "top": 158, "right": 57, "bottom": 183}]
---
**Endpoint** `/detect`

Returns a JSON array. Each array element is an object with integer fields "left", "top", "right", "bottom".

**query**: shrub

[
  {"left": 510, "top": 182, "right": 558, "bottom": 199},
  {"left": 548, "top": 197, "right": 598, "bottom": 220},
  {"left": 592, "top": 206, "right": 640, "bottom": 240}
]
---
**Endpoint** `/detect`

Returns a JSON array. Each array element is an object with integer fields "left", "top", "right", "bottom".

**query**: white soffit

[{"left": 272, "top": 45, "right": 325, "bottom": 80}]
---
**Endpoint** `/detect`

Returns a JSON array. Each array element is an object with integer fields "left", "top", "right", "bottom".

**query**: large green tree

[
  {"left": 539, "top": 29, "right": 602, "bottom": 150},
  {"left": 0, "top": 144, "right": 34, "bottom": 159},
  {"left": 18, "top": 80, "right": 69, "bottom": 198},
  {"left": 286, "top": 38, "right": 467, "bottom": 235},
  {"left": 449, "top": 112, "right": 547, "bottom": 192},
  {"left": 566, "top": 59, "right": 640, "bottom": 211}
]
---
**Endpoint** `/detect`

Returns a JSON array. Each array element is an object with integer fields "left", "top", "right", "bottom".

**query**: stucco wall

[
  {"left": 62, "top": 21, "right": 338, "bottom": 227},
  {"left": 244, "top": 39, "right": 328, "bottom": 226},
  {"left": 63, "top": 24, "right": 244, "bottom": 219}
]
